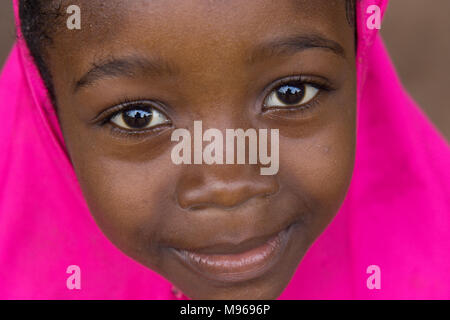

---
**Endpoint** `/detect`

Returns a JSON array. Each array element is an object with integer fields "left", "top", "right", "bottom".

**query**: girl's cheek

[
  {"left": 278, "top": 118, "right": 355, "bottom": 213},
  {"left": 68, "top": 148, "right": 173, "bottom": 255}
]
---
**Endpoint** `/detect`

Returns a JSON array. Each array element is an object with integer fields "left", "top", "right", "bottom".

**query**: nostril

[{"left": 176, "top": 179, "right": 279, "bottom": 211}]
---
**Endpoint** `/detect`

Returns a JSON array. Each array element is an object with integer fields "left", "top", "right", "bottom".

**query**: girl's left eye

[
  {"left": 110, "top": 106, "right": 170, "bottom": 130},
  {"left": 264, "top": 80, "right": 320, "bottom": 109}
]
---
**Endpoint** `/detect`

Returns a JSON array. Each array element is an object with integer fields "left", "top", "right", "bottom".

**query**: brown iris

[
  {"left": 275, "top": 81, "right": 305, "bottom": 105},
  {"left": 122, "top": 109, "right": 153, "bottom": 129}
]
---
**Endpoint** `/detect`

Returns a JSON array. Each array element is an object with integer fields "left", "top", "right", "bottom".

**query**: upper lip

[{"left": 170, "top": 222, "right": 295, "bottom": 255}]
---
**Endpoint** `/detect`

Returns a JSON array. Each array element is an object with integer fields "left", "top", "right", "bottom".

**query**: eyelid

[
  {"left": 90, "top": 99, "right": 168, "bottom": 125},
  {"left": 268, "top": 74, "right": 335, "bottom": 92}
]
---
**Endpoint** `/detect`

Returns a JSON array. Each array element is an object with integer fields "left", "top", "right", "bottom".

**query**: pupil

[
  {"left": 276, "top": 82, "right": 305, "bottom": 105},
  {"left": 123, "top": 109, "right": 152, "bottom": 129}
]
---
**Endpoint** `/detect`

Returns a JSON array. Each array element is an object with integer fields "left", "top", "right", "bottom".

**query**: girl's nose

[{"left": 175, "top": 164, "right": 279, "bottom": 210}]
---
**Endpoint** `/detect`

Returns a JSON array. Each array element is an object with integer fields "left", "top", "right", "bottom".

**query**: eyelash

[
  {"left": 96, "top": 98, "right": 150, "bottom": 124},
  {"left": 94, "top": 75, "right": 335, "bottom": 138}
]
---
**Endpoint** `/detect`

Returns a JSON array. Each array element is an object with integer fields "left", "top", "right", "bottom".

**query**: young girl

[{"left": 0, "top": 0, "right": 449, "bottom": 299}]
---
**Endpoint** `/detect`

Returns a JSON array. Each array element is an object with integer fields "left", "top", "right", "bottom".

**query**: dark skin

[{"left": 44, "top": 0, "right": 356, "bottom": 299}]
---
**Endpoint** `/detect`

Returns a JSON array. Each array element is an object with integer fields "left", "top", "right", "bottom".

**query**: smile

[{"left": 169, "top": 223, "right": 296, "bottom": 283}]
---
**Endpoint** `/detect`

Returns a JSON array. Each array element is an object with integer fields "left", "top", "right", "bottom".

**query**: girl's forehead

[
  {"left": 47, "top": 0, "right": 353, "bottom": 92},
  {"left": 76, "top": 0, "right": 345, "bottom": 14},
  {"left": 54, "top": 0, "right": 349, "bottom": 53}
]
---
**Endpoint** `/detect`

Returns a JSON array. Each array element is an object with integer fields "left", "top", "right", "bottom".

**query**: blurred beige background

[
  {"left": 0, "top": 1, "right": 14, "bottom": 66},
  {"left": 0, "top": 1, "right": 449, "bottom": 140}
]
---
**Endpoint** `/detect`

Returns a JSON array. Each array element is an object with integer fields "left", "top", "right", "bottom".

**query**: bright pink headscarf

[{"left": 1, "top": 0, "right": 449, "bottom": 299}]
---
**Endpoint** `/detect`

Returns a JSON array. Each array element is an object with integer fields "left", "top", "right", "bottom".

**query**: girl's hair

[
  {"left": 19, "top": 0, "right": 357, "bottom": 108},
  {"left": 19, "top": 1, "right": 63, "bottom": 106}
]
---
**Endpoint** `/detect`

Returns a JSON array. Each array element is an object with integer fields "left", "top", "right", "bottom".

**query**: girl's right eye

[{"left": 110, "top": 106, "right": 170, "bottom": 131}]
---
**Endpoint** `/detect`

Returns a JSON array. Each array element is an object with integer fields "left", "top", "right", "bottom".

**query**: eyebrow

[
  {"left": 74, "top": 33, "right": 345, "bottom": 92},
  {"left": 246, "top": 33, "right": 346, "bottom": 65},
  {"left": 73, "top": 54, "right": 179, "bottom": 93}
]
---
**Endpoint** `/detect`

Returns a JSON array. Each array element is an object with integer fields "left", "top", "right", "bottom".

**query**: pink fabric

[{"left": 1, "top": 0, "right": 449, "bottom": 299}]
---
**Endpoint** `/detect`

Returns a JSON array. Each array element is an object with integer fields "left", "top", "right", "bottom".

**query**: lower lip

[{"left": 171, "top": 224, "right": 294, "bottom": 283}]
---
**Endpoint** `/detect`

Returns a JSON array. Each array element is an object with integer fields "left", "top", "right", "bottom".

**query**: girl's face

[{"left": 46, "top": 0, "right": 356, "bottom": 299}]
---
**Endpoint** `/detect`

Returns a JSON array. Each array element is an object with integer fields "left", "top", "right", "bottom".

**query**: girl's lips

[{"left": 170, "top": 223, "right": 295, "bottom": 283}]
